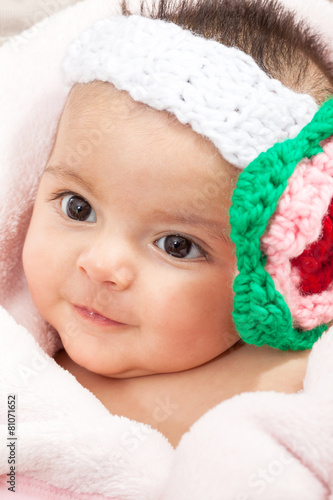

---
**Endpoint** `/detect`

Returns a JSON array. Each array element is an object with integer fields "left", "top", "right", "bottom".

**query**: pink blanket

[{"left": 0, "top": 0, "right": 333, "bottom": 498}]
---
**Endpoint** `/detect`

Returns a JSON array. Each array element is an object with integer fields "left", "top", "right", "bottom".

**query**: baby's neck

[
  {"left": 54, "top": 341, "right": 311, "bottom": 403},
  {"left": 54, "top": 343, "right": 311, "bottom": 448}
]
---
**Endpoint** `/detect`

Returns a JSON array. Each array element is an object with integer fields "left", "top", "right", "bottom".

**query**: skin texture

[
  {"left": 22, "top": 82, "right": 312, "bottom": 447},
  {"left": 22, "top": 81, "right": 241, "bottom": 379}
]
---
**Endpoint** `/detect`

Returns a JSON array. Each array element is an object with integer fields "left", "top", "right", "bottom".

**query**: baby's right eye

[{"left": 61, "top": 194, "right": 97, "bottom": 223}]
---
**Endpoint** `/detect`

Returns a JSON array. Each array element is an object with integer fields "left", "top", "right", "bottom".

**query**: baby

[{"left": 22, "top": 0, "right": 333, "bottom": 450}]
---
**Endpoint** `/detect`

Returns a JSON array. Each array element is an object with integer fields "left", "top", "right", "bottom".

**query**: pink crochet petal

[
  {"left": 261, "top": 136, "right": 333, "bottom": 329},
  {"left": 291, "top": 202, "right": 333, "bottom": 294}
]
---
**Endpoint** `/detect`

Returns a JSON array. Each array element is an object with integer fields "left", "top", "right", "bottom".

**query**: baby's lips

[{"left": 73, "top": 303, "right": 127, "bottom": 324}]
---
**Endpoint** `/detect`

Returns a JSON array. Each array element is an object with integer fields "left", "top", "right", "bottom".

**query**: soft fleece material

[{"left": 0, "top": 0, "right": 333, "bottom": 498}]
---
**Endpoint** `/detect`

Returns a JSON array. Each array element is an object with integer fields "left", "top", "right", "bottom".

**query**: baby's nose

[{"left": 76, "top": 240, "right": 136, "bottom": 290}]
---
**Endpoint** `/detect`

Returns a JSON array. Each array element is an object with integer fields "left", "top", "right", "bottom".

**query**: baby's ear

[{"left": 230, "top": 98, "right": 333, "bottom": 351}]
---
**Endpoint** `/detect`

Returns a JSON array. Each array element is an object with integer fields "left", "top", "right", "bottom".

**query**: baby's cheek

[
  {"left": 22, "top": 222, "right": 57, "bottom": 308},
  {"left": 145, "top": 274, "right": 225, "bottom": 341},
  {"left": 22, "top": 228, "right": 39, "bottom": 288},
  {"left": 23, "top": 237, "right": 43, "bottom": 302}
]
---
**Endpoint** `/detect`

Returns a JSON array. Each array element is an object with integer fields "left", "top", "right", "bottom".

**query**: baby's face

[{"left": 23, "top": 82, "right": 239, "bottom": 378}]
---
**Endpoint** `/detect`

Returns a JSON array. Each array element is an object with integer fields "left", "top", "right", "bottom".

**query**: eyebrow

[
  {"left": 150, "top": 209, "right": 232, "bottom": 245},
  {"left": 43, "top": 164, "right": 231, "bottom": 244},
  {"left": 43, "top": 163, "right": 98, "bottom": 198}
]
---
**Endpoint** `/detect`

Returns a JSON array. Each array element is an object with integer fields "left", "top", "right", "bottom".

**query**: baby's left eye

[
  {"left": 61, "top": 194, "right": 97, "bottom": 223},
  {"left": 155, "top": 234, "right": 204, "bottom": 259}
]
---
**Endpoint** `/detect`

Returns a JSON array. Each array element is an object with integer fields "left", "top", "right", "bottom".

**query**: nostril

[
  {"left": 76, "top": 245, "right": 135, "bottom": 289},
  {"left": 112, "top": 266, "right": 135, "bottom": 289},
  {"left": 77, "top": 257, "right": 134, "bottom": 289}
]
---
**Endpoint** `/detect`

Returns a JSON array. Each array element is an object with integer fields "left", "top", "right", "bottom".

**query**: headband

[
  {"left": 62, "top": 14, "right": 333, "bottom": 350},
  {"left": 62, "top": 15, "right": 318, "bottom": 169}
]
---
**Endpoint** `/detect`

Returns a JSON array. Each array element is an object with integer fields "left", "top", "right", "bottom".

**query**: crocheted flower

[
  {"left": 262, "top": 138, "right": 333, "bottom": 331},
  {"left": 230, "top": 98, "right": 333, "bottom": 350}
]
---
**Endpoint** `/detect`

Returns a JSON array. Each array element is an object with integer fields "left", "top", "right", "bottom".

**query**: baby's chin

[{"left": 57, "top": 344, "right": 165, "bottom": 379}]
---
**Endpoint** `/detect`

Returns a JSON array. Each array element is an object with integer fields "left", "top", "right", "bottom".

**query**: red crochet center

[{"left": 291, "top": 197, "right": 333, "bottom": 295}]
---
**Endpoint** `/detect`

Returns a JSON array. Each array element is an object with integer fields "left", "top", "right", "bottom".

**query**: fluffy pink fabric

[
  {"left": 0, "top": 474, "right": 109, "bottom": 499},
  {"left": 0, "top": 1, "right": 333, "bottom": 499}
]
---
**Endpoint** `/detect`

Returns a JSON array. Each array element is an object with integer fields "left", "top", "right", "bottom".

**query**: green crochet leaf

[{"left": 230, "top": 98, "right": 333, "bottom": 351}]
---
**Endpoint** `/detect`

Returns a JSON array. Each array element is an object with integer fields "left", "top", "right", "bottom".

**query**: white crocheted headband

[{"left": 62, "top": 15, "right": 318, "bottom": 169}]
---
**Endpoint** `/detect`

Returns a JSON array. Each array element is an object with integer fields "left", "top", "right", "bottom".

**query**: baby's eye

[
  {"left": 155, "top": 234, "right": 205, "bottom": 259},
  {"left": 61, "top": 194, "right": 97, "bottom": 223}
]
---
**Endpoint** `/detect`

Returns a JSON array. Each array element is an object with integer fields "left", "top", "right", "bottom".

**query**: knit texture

[
  {"left": 230, "top": 98, "right": 333, "bottom": 351},
  {"left": 62, "top": 14, "right": 318, "bottom": 169},
  {"left": 291, "top": 198, "right": 333, "bottom": 294},
  {"left": 262, "top": 137, "right": 333, "bottom": 330}
]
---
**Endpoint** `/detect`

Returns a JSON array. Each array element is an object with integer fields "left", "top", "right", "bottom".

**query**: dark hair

[{"left": 135, "top": 0, "right": 333, "bottom": 103}]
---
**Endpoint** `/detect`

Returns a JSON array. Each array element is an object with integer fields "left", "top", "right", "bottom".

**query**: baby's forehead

[
  {"left": 65, "top": 82, "right": 171, "bottom": 126},
  {"left": 64, "top": 82, "right": 134, "bottom": 122},
  {"left": 60, "top": 81, "right": 221, "bottom": 160}
]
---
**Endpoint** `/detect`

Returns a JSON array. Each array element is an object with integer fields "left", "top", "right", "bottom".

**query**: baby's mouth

[{"left": 73, "top": 304, "right": 126, "bottom": 326}]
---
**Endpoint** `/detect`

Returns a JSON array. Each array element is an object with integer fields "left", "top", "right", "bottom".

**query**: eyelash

[
  {"left": 48, "top": 190, "right": 80, "bottom": 203},
  {"left": 156, "top": 232, "right": 209, "bottom": 261},
  {"left": 48, "top": 189, "right": 95, "bottom": 222},
  {"left": 48, "top": 190, "right": 209, "bottom": 260}
]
